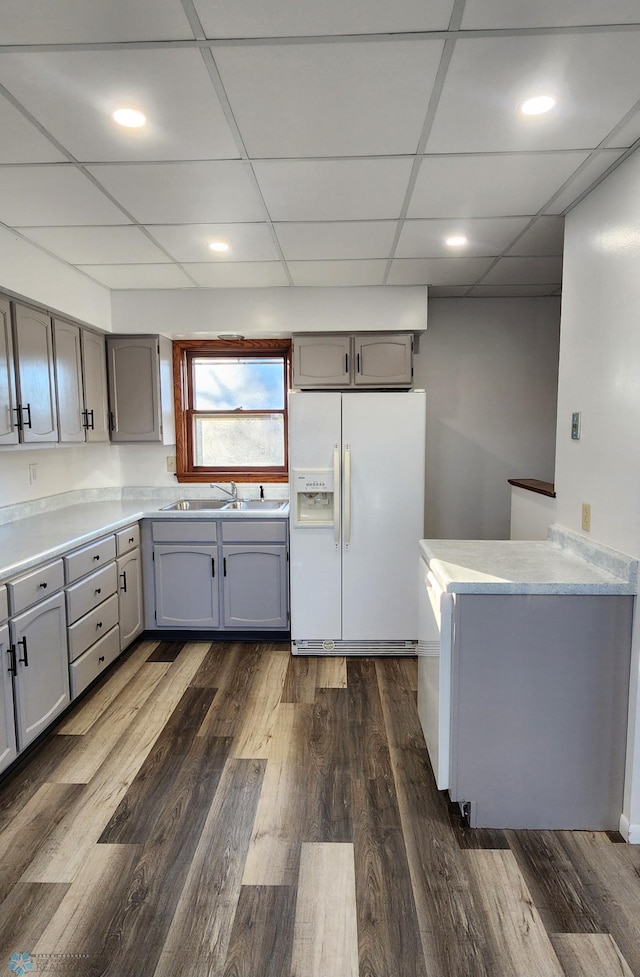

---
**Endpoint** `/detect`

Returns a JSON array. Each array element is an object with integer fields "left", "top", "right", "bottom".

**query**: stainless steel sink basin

[
  {"left": 222, "top": 500, "right": 288, "bottom": 510},
  {"left": 160, "top": 498, "right": 288, "bottom": 511},
  {"left": 160, "top": 499, "right": 231, "bottom": 511}
]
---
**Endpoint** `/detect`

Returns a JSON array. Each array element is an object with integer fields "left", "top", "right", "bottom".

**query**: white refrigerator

[{"left": 288, "top": 389, "right": 426, "bottom": 655}]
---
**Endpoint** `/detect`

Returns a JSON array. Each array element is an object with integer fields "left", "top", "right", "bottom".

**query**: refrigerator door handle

[
  {"left": 333, "top": 444, "right": 341, "bottom": 546},
  {"left": 344, "top": 443, "right": 351, "bottom": 549}
]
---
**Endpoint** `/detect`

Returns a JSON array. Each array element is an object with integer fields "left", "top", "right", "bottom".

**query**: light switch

[{"left": 571, "top": 412, "right": 581, "bottom": 440}]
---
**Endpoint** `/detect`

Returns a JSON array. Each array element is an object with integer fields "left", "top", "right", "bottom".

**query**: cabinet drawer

[
  {"left": 66, "top": 562, "right": 118, "bottom": 625},
  {"left": 69, "top": 625, "right": 121, "bottom": 699},
  {"left": 221, "top": 520, "right": 287, "bottom": 544},
  {"left": 9, "top": 559, "right": 65, "bottom": 614},
  {"left": 0, "top": 585, "right": 7, "bottom": 623},
  {"left": 68, "top": 593, "right": 119, "bottom": 663},
  {"left": 116, "top": 524, "right": 140, "bottom": 556},
  {"left": 65, "top": 535, "right": 116, "bottom": 584},
  {"left": 151, "top": 520, "right": 217, "bottom": 543}
]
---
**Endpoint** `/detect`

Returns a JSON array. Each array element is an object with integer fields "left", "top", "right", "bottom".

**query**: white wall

[
  {"left": 110, "top": 285, "right": 427, "bottom": 337},
  {"left": 0, "top": 226, "right": 111, "bottom": 330},
  {"left": 416, "top": 297, "right": 561, "bottom": 539},
  {"left": 553, "top": 147, "right": 640, "bottom": 839},
  {"left": 0, "top": 444, "right": 121, "bottom": 507}
]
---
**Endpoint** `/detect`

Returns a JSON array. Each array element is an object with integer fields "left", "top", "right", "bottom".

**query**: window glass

[
  {"left": 193, "top": 357, "right": 285, "bottom": 411},
  {"left": 194, "top": 414, "right": 285, "bottom": 467}
]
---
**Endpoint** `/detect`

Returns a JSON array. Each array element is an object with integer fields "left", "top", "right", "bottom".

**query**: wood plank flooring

[{"left": 1, "top": 639, "right": 640, "bottom": 976}]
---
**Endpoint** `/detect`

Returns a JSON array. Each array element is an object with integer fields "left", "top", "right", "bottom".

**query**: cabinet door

[
  {"left": 13, "top": 303, "right": 58, "bottom": 443},
  {"left": 11, "top": 592, "right": 69, "bottom": 750},
  {"left": 117, "top": 548, "right": 144, "bottom": 649},
  {"left": 292, "top": 335, "right": 351, "bottom": 387},
  {"left": 154, "top": 545, "right": 219, "bottom": 627},
  {"left": 222, "top": 545, "right": 288, "bottom": 629},
  {"left": 107, "top": 335, "right": 161, "bottom": 442},
  {"left": 0, "top": 623, "right": 18, "bottom": 774},
  {"left": 0, "top": 295, "right": 18, "bottom": 445},
  {"left": 82, "top": 329, "right": 109, "bottom": 442},
  {"left": 54, "top": 319, "right": 85, "bottom": 443},
  {"left": 353, "top": 333, "right": 413, "bottom": 386}
]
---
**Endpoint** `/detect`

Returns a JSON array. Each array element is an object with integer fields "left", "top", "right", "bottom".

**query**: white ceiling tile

[
  {"left": 15, "top": 225, "right": 171, "bottom": 264},
  {"left": 396, "top": 217, "right": 531, "bottom": 258},
  {"left": 0, "top": 166, "right": 128, "bottom": 226},
  {"left": 0, "top": 0, "right": 193, "bottom": 43},
  {"left": 275, "top": 221, "right": 397, "bottom": 260},
  {"left": 481, "top": 256, "right": 563, "bottom": 286},
  {"left": 506, "top": 217, "right": 565, "bottom": 256},
  {"left": 426, "top": 34, "right": 640, "bottom": 154},
  {"left": 544, "top": 150, "right": 625, "bottom": 213},
  {"left": 214, "top": 40, "right": 443, "bottom": 158},
  {"left": 87, "top": 162, "right": 267, "bottom": 223},
  {"left": 195, "top": 0, "right": 455, "bottom": 37},
  {"left": 288, "top": 260, "right": 386, "bottom": 286},
  {"left": 0, "top": 94, "right": 65, "bottom": 163},
  {"left": 184, "top": 262, "right": 289, "bottom": 287},
  {"left": 604, "top": 111, "right": 640, "bottom": 150},
  {"left": 146, "top": 223, "right": 280, "bottom": 263},
  {"left": 408, "top": 153, "right": 590, "bottom": 219},
  {"left": 0, "top": 50, "right": 239, "bottom": 163},
  {"left": 461, "top": 0, "right": 640, "bottom": 29},
  {"left": 387, "top": 257, "right": 494, "bottom": 286},
  {"left": 77, "top": 264, "right": 194, "bottom": 289},
  {"left": 254, "top": 159, "right": 413, "bottom": 222},
  {"left": 468, "top": 284, "right": 563, "bottom": 297}
]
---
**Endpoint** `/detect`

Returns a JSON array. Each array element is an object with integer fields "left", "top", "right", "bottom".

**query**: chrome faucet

[{"left": 210, "top": 481, "right": 238, "bottom": 501}]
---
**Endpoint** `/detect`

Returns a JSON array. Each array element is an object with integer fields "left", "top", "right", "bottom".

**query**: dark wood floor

[{"left": 1, "top": 639, "right": 639, "bottom": 977}]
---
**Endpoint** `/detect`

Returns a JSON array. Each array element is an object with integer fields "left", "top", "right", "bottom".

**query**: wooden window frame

[{"left": 173, "top": 338, "right": 291, "bottom": 484}]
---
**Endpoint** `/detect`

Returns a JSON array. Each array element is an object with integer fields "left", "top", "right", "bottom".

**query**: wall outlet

[
  {"left": 166, "top": 456, "right": 177, "bottom": 473},
  {"left": 581, "top": 502, "right": 591, "bottom": 532},
  {"left": 571, "top": 411, "right": 581, "bottom": 440},
  {"left": 29, "top": 463, "right": 37, "bottom": 484}
]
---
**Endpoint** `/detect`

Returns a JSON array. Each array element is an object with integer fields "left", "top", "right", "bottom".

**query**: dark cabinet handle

[
  {"left": 344, "top": 353, "right": 349, "bottom": 373},
  {"left": 23, "top": 404, "right": 32, "bottom": 429},
  {"left": 211, "top": 558, "right": 215, "bottom": 578},
  {"left": 87, "top": 409, "right": 95, "bottom": 431},
  {"left": 95, "top": 587, "right": 102, "bottom": 595},
  {"left": 109, "top": 411, "right": 115, "bottom": 432},
  {"left": 12, "top": 405, "right": 22, "bottom": 431},
  {"left": 120, "top": 571, "right": 127, "bottom": 593},
  {"left": 128, "top": 537, "right": 135, "bottom": 544},
  {"left": 98, "top": 656, "right": 105, "bottom": 663},
  {"left": 356, "top": 352, "right": 361, "bottom": 374},
  {"left": 223, "top": 557, "right": 227, "bottom": 577},
  {"left": 96, "top": 621, "right": 103, "bottom": 629},
  {"left": 93, "top": 554, "right": 101, "bottom": 561},
  {"left": 18, "top": 637, "right": 28, "bottom": 667},
  {"left": 82, "top": 408, "right": 89, "bottom": 429},
  {"left": 38, "top": 581, "right": 48, "bottom": 589},
  {"left": 7, "top": 646, "right": 17, "bottom": 676}
]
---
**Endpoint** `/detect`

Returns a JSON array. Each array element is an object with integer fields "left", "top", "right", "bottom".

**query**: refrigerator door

[
  {"left": 288, "top": 391, "right": 342, "bottom": 640},
  {"left": 341, "top": 392, "right": 425, "bottom": 640}
]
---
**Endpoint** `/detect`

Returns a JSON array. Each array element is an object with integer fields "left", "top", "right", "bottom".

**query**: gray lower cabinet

[
  {"left": 154, "top": 544, "right": 219, "bottom": 627},
  {"left": 10, "top": 591, "right": 70, "bottom": 750},
  {"left": 145, "top": 517, "right": 289, "bottom": 632},
  {"left": 117, "top": 548, "right": 143, "bottom": 650},
  {"left": 221, "top": 544, "right": 289, "bottom": 628},
  {"left": 0, "top": 621, "right": 18, "bottom": 774}
]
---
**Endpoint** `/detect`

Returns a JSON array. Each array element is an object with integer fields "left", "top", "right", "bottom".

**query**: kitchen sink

[
  {"left": 160, "top": 499, "right": 231, "bottom": 511},
  {"left": 160, "top": 498, "right": 288, "bottom": 511}
]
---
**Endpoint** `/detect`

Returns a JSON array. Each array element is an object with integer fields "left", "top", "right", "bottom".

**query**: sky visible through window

[{"left": 193, "top": 357, "right": 284, "bottom": 411}]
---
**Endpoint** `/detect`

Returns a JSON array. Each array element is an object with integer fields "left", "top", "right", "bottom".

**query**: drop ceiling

[{"left": 1, "top": 1, "right": 640, "bottom": 296}]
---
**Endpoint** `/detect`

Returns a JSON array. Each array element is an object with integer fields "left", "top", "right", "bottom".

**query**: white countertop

[
  {"left": 0, "top": 496, "right": 289, "bottom": 582},
  {"left": 419, "top": 537, "right": 637, "bottom": 595}
]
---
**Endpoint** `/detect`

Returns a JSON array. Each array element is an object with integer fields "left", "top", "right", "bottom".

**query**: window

[{"left": 173, "top": 339, "right": 291, "bottom": 483}]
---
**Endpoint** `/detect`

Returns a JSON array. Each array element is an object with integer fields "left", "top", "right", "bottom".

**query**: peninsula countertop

[
  {"left": 0, "top": 495, "right": 290, "bottom": 583},
  {"left": 419, "top": 534, "right": 638, "bottom": 596}
]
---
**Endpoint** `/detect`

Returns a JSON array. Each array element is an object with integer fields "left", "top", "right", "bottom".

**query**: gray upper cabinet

[
  {"left": 353, "top": 334, "right": 413, "bottom": 386},
  {"left": 0, "top": 295, "right": 18, "bottom": 445},
  {"left": 54, "top": 319, "right": 109, "bottom": 443},
  {"left": 293, "top": 332, "right": 413, "bottom": 388},
  {"left": 81, "top": 328, "right": 109, "bottom": 442},
  {"left": 106, "top": 334, "right": 175, "bottom": 443},
  {"left": 13, "top": 303, "right": 58, "bottom": 443}
]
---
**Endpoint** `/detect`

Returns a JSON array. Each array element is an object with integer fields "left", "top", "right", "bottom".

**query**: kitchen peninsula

[{"left": 418, "top": 527, "right": 637, "bottom": 832}]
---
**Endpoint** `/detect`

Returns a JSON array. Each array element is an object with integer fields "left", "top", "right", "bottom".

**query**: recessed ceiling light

[
  {"left": 520, "top": 95, "right": 557, "bottom": 117},
  {"left": 208, "top": 240, "right": 230, "bottom": 253},
  {"left": 445, "top": 234, "right": 468, "bottom": 248},
  {"left": 112, "top": 107, "right": 147, "bottom": 128},
  {"left": 218, "top": 333, "right": 244, "bottom": 340}
]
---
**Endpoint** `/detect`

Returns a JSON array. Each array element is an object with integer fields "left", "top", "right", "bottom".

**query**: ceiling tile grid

[{"left": 0, "top": 1, "right": 639, "bottom": 293}]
